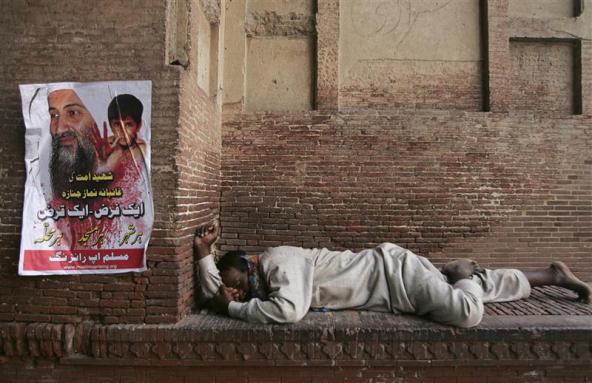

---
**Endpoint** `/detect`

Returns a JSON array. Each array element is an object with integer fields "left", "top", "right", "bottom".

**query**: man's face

[
  {"left": 221, "top": 267, "right": 249, "bottom": 302},
  {"left": 48, "top": 89, "right": 97, "bottom": 196},
  {"left": 110, "top": 116, "right": 140, "bottom": 148},
  {"left": 48, "top": 89, "right": 95, "bottom": 147}
]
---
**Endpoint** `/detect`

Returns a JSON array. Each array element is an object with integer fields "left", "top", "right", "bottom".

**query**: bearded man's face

[{"left": 48, "top": 89, "right": 97, "bottom": 197}]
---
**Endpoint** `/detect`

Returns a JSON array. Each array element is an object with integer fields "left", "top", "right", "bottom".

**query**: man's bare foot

[{"left": 550, "top": 261, "right": 592, "bottom": 303}]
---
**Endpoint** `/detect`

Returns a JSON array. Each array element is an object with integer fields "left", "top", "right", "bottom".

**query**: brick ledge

[{"left": 1, "top": 312, "right": 590, "bottom": 367}]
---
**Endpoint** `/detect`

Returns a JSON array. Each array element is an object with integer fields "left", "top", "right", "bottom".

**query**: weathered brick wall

[
  {"left": 1, "top": 363, "right": 590, "bottom": 382},
  {"left": 0, "top": 0, "right": 590, "bottom": 380},
  {"left": 220, "top": 111, "right": 592, "bottom": 281},
  {"left": 339, "top": 65, "right": 484, "bottom": 111},
  {"left": 0, "top": 0, "right": 219, "bottom": 325},
  {"left": 486, "top": 0, "right": 512, "bottom": 112},
  {"left": 510, "top": 40, "right": 578, "bottom": 114},
  {"left": 174, "top": 0, "right": 221, "bottom": 318}
]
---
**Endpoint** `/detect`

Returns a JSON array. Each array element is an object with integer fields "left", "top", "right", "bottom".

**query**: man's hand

[
  {"left": 211, "top": 286, "right": 236, "bottom": 315},
  {"left": 194, "top": 222, "right": 220, "bottom": 260},
  {"left": 442, "top": 259, "right": 484, "bottom": 285}
]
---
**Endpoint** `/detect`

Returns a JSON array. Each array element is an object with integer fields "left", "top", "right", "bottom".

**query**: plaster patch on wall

[
  {"left": 199, "top": 0, "right": 221, "bottom": 24},
  {"left": 167, "top": 0, "right": 190, "bottom": 67},
  {"left": 509, "top": 0, "right": 577, "bottom": 18},
  {"left": 196, "top": 5, "right": 212, "bottom": 94},
  {"left": 245, "top": 11, "right": 315, "bottom": 37},
  {"left": 347, "top": 0, "right": 453, "bottom": 49},
  {"left": 245, "top": 38, "right": 312, "bottom": 111},
  {"left": 339, "top": 0, "right": 482, "bottom": 110},
  {"left": 248, "top": 0, "right": 313, "bottom": 15}
]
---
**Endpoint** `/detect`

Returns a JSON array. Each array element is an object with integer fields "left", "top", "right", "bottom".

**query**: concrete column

[
  {"left": 221, "top": 0, "right": 246, "bottom": 113},
  {"left": 315, "top": 0, "right": 339, "bottom": 110},
  {"left": 579, "top": 4, "right": 592, "bottom": 115},
  {"left": 485, "top": 0, "right": 511, "bottom": 112}
]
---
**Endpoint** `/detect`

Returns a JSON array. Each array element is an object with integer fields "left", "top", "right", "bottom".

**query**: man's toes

[{"left": 550, "top": 261, "right": 592, "bottom": 303}]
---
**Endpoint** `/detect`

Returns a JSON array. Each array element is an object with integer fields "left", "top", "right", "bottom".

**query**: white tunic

[{"left": 197, "top": 243, "right": 531, "bottom": 328}]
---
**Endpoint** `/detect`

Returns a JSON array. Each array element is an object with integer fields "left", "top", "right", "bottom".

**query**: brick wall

[
  {"left": 220, "top": 110, "right": 592, "bottom": 281},
  {"left": 510, "top": 40, "right": 578, "bottom": 114},
  {"left": 339, "top": 63, "right": 484, "bottom": 111},
  {"left": 0, "top": 0, "right": 591, "bottom": 380},
  {"left": 1, "top": 363, "right": 591, "bottom": 383},
  {"left": 173, "top": 0, "right": 221, "bottom": 318},
  {"left": 0, "top": 0, "right": 219, "bottom": 325}
]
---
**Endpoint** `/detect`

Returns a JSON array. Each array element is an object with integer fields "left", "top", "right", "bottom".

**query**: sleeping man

[{"left": 195, "top": 223, "right": 591, "bottom": 328}]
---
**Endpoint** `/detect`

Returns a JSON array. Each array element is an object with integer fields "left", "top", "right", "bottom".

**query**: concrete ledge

[
  {"left": 1, "top": 287, "right": 590, "bottom": 368},
  {"left": 2, "top": 312, "right": 590, "bottom": 368},
  {"left": 63, "top": 312, "right": 592, "bottom": 367}
]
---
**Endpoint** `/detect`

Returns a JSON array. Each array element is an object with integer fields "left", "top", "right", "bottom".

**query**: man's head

[
  {"left": 217, "top": 250, "right": 249, "bottom": 302},
  {"left": 107, "top": 94, "right": 143, "bottom": 148},
  {"left": 48, "top": 89, "right": 97, "bottom": 196}
]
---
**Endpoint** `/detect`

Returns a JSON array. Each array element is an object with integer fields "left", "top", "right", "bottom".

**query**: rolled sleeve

[
  {"left": 454, "top": 278, "right": 484, "bottom": 300},
  {"left": 228, "top": 301, "right": 245, "bottom": 319},
  {"left": 228, "top": 254, "right": 314, "bottom": 324},
  {"left": 197, "top": 255, "right": 222, "bottom": 300}
]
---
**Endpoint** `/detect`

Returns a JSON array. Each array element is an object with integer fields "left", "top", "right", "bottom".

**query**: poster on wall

[{"left": 18, "top": 81, "right": 153, "bottom": 275}]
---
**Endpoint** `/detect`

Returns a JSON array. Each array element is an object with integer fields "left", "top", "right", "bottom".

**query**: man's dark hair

[
  {"left": 108, "top": 94, "right": 143, "bottom": 124},
  {"left": 217, "top": 250, "right": 248, "bottom": 274}
]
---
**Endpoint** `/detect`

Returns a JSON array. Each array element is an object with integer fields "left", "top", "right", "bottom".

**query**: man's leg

[
  {"left": 522, "top": 262, "right": 591, "bottom": 303},
  {"left": 398, "top": 253, "right": 485, "bottom": 328}
]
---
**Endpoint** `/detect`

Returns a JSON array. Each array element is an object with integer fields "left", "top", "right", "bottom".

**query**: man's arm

[
  {"left": 194, "top": 223, "right": 222, "bottom": 300},
  {"left": 224, "top": 255, "right": 315, "bottom": 324}
]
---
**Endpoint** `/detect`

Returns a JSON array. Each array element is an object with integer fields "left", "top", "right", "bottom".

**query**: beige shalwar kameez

[{"left": 198, "top": 243, "right": 531, "bottom": 328}]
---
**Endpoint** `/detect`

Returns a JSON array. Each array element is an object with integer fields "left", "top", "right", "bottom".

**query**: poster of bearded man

[{"left": 18, "top": 81, "right": 153, "bottom": 275}]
